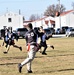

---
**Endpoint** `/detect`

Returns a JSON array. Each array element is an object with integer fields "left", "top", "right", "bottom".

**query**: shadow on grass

[
  {"left": 48, "top": 68, "right": 74, "bottom": 73},
  {"left": 35, "top": 68, "right": 74, "bottom": 74},
  {"left": 0, "top": 53, "right": 74, "bottom": 60},
  {"left": 0, "top": 62, "right": 18, "bottom": 65},
  {"left": 35, "top": 53, "right": 74, "bottom": 58},
  {"left": 0, "top": 62, "right": 74, "bottom": 73}
]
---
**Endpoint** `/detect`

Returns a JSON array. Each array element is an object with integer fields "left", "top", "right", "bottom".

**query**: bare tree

[
  {"left": 29, "top": 14, "right": 40, "bottom": 21},
  {"left": 44, "top": 4, "right": 66, "bottom": 17}
]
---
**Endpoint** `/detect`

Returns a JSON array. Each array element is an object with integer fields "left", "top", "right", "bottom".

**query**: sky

[{"left": 0, "top": 0, "right": 74, "bottom": 20}]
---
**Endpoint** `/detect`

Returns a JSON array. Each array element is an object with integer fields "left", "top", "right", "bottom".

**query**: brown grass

[{"left": 0, "top": 37, "right": 74, "bottom": 75}]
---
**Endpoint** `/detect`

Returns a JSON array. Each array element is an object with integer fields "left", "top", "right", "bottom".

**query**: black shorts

[
  {"left": 40, "top": 41, "right": 47, "bottom": 47},
  {"left": 9, "top": 40, "right": 15, "bottom": 45},
  {"left": 5, "top": 40, "right": 9, "bottom": 45}
]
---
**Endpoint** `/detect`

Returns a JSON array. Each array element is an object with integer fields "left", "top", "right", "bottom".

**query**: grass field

[{"left": 0, "top": 37, "right": 74, "bottom": 75}]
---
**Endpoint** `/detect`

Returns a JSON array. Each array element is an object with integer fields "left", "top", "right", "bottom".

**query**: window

[{"left": 8, "top": 18, "right": 12, "bottom": 22}]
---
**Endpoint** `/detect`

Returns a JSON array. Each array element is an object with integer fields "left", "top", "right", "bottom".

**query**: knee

[{"left": 29, "top": 56, "right": 34, "bottom": 61}]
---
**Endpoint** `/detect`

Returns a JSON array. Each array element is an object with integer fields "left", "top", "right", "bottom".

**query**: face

[
  {"left": 26, "top": 25, "right": 30, "bottom": 31},
  {"left": 9, "top": 29, "right": 12, "bottom": 33},
  {"left": 26, "top": 27, "right": 29, "bottom": 31},
  {"left": 40, "top": 27, "right": 43, "bottom": 31}
]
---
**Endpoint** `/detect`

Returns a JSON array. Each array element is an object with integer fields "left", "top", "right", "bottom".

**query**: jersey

[
  {"left": 39, "top": 32, "right": 46, "bottom": 42},
  {"left": 8, "top": 32, "right": 15, "bottom": 40},
  {"left": 25, "top": 29, "right": 37, "bottom": 45},
  {"left": 4, "top": 32, "right": 9, "bottom": 42}
]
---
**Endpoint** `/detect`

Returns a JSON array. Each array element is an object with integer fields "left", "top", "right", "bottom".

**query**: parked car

[
  {"left": 44, "top": 29, "right": 51, "bottom": 34},
  {"left": 61, "top": 26, "right": 69, "bottom": 34},
  {"left": 0, "top": 30, "right": 1, "bottom": 39},
  {"left": 66, "top": 28, "right": 74, "bottom": 37},
  {"left": 44, "top": 28, "right": 52, "bottom": 37},
  {"left": 1, "top": 29, "right": 5, "bottom": 38},
  {"left": 55, "top": 26, "right": 69, "bottom": 34},
  {"left": 15, "top": 28, "right": 28, "bottom": 38},
  {"left": 48, "top": 28, "right": 55, "bottom": 34},
  {"left": 55, "top": 28, "right": 62, "bottom": 34}
]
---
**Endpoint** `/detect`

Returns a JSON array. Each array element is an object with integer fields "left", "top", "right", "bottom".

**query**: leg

[
  {"left": 38, "top": 48, "right": 42, "bottom": 53},
  {"left": 38, "top": 44, "right": 42, "bottom": 53},
  {"left": 42, "top": 41, "right": 47, "bottom": 55},
  {"left": 3, "top": 45, "right": 10, "bottom": 54},
  {"left": 2, "top": 41, "right": 4, "bottom": 46},
  {"left": 13, "top": 44, "right": 22, "bottom": 51},
  {"left": 27, "top": 62, "right": 31, "bottom": 71},
  {"left": 4, "top": 40, "right": 9, "bottom": 48},
  {"left": 9, "top": 40, "right": 22, "bottom": 51},
  {"left": 6, "top": 45, "right": 10, "bottom": 53},
  {"left": 39, "top": 42, "right": 43, "bottom": 53},
  {"left": 18, "top": 45, "right": 36, "bottom": 73},
  {"left": 27, "top": 62, "right": 32, "bottom": 73},
  {"left": 42, "top": 45, "right": 47, "bottom": 55}
]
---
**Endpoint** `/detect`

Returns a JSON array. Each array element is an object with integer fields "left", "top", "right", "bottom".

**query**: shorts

[
  {"left": 9, "top": 40, "right": 15, "bottom": 45},
  {"left": 40, "top": 41, "right": 47, "bottom": 47}
]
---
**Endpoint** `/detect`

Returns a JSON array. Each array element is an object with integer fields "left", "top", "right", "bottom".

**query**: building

[
  {"left": 23, "top": 16, "right": 55, "bottom": 29},
  {"left": 55, "top": 10, "right": 74, "bottom": 30},
  {"left": 0, "top": 11, "right": 24, "bottom": 30}
]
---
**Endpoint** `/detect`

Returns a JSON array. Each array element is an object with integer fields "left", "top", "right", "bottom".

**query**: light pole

[
  {"left": 58, "top": 0, "right": 60, "bottom": 12},
  {"left": 58, "top": 0, "right": 61, "bottom": 28}
]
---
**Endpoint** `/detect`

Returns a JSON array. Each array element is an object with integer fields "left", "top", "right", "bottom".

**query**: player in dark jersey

[
  {"left": 39, "top": 26, "right": 54, "bottom": 55},
  {"left": 3, "top": 27, "right": 22, "bottom": 54},
  {"left": 18, "top": 23, "right": 40, "bottom": 73}
]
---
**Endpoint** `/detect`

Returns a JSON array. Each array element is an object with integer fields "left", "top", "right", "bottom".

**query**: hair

[
  {"left": 28, "top": 23, "right": 33, "bottom": 29},
  {"left": 40, "top": 26, "right": 43, "bottom": 29},
  {"left": 8, "top": 27, "right": 12, "bottom": 33}
]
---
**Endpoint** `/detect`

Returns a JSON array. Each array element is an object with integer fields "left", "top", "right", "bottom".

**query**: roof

[
  {"left": 23, "top": 16, "right": 55, "bottom": 26},
  {"left": 23, "top": 16, "right": 55, "bottom": 23},
  {"left": 23, "top": 21, "right": 33, "bottom": 26},
  {"left": 60, "top": 10, "right": 74, "bottom": 16},
  {"left": 23, "top": 21, "right": 32, "bottom": 23}
]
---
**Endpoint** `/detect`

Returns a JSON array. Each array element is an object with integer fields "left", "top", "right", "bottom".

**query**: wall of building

[
  {"left": 61, "top": 15, "right": 67, "bottom": 27},
  {"left": 0, "top": 12, "right": 23, "bottom": 30},
  {"left": 67, "top": 12, "right": 74, "bottom": 27},
  {"left": 55, "top": 17, "right": 60, "bottom": 30},
  {"left": 55, "top": 11, "right": 74, "bottom": 30},
  {"left": 30, "top": 16, "right": 54, "bottom": 29}
]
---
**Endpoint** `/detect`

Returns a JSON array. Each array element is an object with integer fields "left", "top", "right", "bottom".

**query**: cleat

[
  {"left": 50, "top": 45, "right": 54, "bottom": 49},
  {"left": 19, "top": 47, "right": 22, "bottom": 51},
  {"left": 3, "top": 51, "right": 8, "bottom": 54},
  {"left": 28, "top": 70, "right": 33, "bottom": 73},
  {"left": 18, "top": 63, "right": 22, "bottom": 73},
  {"left": 42, "top": 52, "right": 47, "bottom": 55}
]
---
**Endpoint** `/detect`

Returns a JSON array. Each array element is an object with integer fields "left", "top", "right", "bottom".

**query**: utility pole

[
  {"left": 72, "top": 2, "right": 74, "bottom": 10},
  {"left": 58, "top": 0, "right": 61, "bottom": 28}
]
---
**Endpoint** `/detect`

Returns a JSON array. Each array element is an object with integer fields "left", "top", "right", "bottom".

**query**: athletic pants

[{"left": 21, "top": 45, "right": 36, "bottom": 71}]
